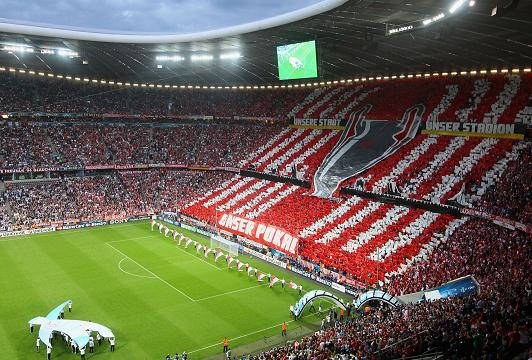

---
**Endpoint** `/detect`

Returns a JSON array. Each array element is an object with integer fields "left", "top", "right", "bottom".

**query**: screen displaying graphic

[{"left": 276, "top": 40, "right": 318, "bottom": 80}]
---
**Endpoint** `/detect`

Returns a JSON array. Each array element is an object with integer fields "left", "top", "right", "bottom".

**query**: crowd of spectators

[
  {"left": 0, "top": 72, "right": 308, "bottom": 118},
  {"left": 251, "top": 219, "right": 530, "bottom": 359},
  {"left": 1, "top": 70, "right": 531, "bottom": 359},
  {"left": 0, "top": 122, "right": 284, "bottom": 169},
  {"left": 3, "top": 170, "right": 230, "bottom": 229},
  {"left": 119, "top": 170, "right": 231, "bottom": 214},
  {"left": 476, "top": 149, "right": 531, "bottom": 224},
  {"left": 293, "top": 74, "right": 532, "bottom": 124},
  {"left": 6, "top": 176, "right": 130, "bottom": 227},
  {"left": 244, "top": 139, "right": 532, "bottom": 358}
]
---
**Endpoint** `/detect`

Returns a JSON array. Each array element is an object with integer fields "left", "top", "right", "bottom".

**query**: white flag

[
  {"left": 227, "top": 256, "right": 235, "bottom": 268},
  {"left": 237, "top": 261, "right": 245, "bottom": 272},
  {"left": 215, "top": 251, "right": 224, "bottom": 262},
  {"left": 204, "top": 247, "right": 213, "bottom": 258},
  {"left": 269, "top": 276, "right": 279, "bottom": 288}
]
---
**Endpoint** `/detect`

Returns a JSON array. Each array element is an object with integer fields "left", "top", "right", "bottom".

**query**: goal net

[{"left": 210, "top": 234, "right": 239, "bottom": 257}]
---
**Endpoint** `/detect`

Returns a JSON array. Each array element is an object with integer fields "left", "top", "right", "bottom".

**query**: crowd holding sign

[{"left": 217, "top": 213, "right": 299, "bottom": 256}]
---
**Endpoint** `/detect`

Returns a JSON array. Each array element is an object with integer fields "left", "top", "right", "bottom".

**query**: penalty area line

[
  {"left": 195, "top": 283, "right": 268, "bottom": 302},
  {"left": 174, "top": 243, "right": 223, "bottom": 271},
  {"left": 106, "top": 242, "right": 196, "bottom": 302}
]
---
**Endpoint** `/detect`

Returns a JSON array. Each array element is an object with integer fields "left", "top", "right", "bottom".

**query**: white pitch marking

[
  {"left": 188, "top": 302, "right": 338, "bottom": 354},
  {"left": 106, "top": 242, "right": 195, "bottom": 302},
  {"left": 195, "top": 283, "right": 268, "bottom": 302},
  {"left": 107, "top": 232, "right": 223, "bottom": 271},
  {"left": 174, "top": 245, "right": 223, "bottom": 271},
  {"left": 117, "top": 258, "right": 157, "bottom": 279}
]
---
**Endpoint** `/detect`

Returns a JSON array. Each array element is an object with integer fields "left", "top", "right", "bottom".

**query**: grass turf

[{"left": 0, "top": 221, "right": 348, "bottom": 359}]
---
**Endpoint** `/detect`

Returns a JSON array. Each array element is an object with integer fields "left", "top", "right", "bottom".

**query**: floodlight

[
  {"left": 449, "top": 0, "right": 466, "bottom": 13},
  {"left": 156, "top": 55, "right": 184, "bottom": 62},
  {"left": 58, "top": 49, "right": 78, "bottom": 57},
  {"left": 3, "top": 45, "right": 33, "bottom": 53},
  {"left": 220, "top": 52, "right": 241, "bottom": 60},
  {"left": 191, "top": 54, "right": 213, "bottom": 61},
  {"left": 423, "top": 13, "right": 445, "bottom": 25}
]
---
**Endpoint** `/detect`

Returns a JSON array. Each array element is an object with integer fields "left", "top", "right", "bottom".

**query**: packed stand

[
  {"left": 0, "top": 122, "right": 284, "bottom": 169},
  {"left": 252, "top": 218, "right": 530, "bottom": 359},
  {"left": 288, "top": 74, "right": 532, "bottom": 124},
  {"left": 475, "top": 146, "right": 531, "bottom": 224},
  {"left": 184, "top": 133, "right": 529, "bottom": 284},
  {"left": 0, "top": 72, "right": 308, "bottom": 118},
  {"left": 119, "top": 170, "right": 232, "bottom": 214},
  {"left": 4, "top": 170, "right": 230, "bottom": 229}
]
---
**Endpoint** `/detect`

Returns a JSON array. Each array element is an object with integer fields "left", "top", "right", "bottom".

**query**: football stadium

[{"left": 0, "top": 0, "right": 531, "bottom": 359}]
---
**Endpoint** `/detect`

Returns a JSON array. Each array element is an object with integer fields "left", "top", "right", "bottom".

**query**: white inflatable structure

[{"left": 29, "top": 300, "right": 114, "bottom": 350}]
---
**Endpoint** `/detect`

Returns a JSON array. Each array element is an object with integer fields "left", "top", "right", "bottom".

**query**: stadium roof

[{"left": 0, "top": 0, "right": 530, "bottom": 86}]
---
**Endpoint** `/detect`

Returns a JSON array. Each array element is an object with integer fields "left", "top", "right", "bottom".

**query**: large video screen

[{"left": 276, "top": 40, "right": 318, "bottom": 80}]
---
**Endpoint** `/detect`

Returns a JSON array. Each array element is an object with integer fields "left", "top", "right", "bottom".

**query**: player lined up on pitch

[
  {"left": 165, "top": 351, "right": 187, "bottom": 360},
  {"left": 150, "top": 219, "right": 305, "bottom": 294},
  {"left": 151, "top": 219, "right": 359, "bottom": 347}
]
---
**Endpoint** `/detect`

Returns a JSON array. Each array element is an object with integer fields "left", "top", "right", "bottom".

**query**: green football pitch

[{"left": 0, "top": 221, "right": 348, "bottom": 359}]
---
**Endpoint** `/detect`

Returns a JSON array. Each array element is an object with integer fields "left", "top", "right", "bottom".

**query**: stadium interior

[{"left": 0, "top": 0, "right": 531, "bottom": 359}]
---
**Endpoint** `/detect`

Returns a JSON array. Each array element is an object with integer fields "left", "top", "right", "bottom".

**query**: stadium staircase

[
  {"left": 46, "top": 134, "right": 62, "bottom": 164},
  {"left": 103, "top": 142, "right": 115, "bottom": 162},
  {"left": 0, "top": 180, "right": 14, "bottom": 221}
]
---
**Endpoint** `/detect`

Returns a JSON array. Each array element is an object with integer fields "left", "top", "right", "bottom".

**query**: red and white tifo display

[{"left": 217, "top": 213, "right": 299, "bottom": 255}]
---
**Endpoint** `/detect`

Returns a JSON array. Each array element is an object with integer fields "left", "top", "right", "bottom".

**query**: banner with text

[
  {"left": 218, "top": 213, "right": 299, "bottom": 256},
  {"left": 289, "top": 118, "right": 348, "bottom": 130},
  {"left": 422, "top": 121, "right": 525, "bottom": 139}
]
